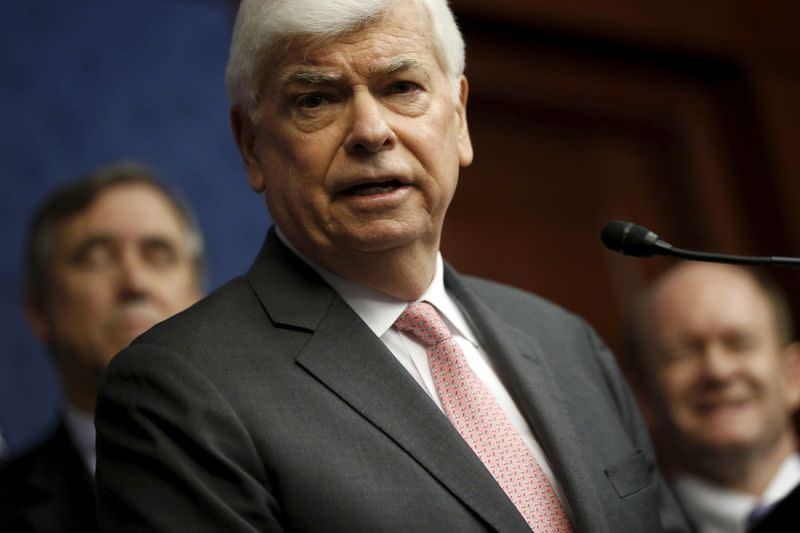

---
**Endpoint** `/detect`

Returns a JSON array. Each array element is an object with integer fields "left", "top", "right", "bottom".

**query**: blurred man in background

[
  {"left": 628, "top": 261, "right": 800, "bottom": 533},
  {"left": 0, "top": 162, "right": 205, "bottom": 533}
]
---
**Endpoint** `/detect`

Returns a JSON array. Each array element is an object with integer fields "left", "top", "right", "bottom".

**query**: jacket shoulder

[
  {"left": 458, "top": 274, "right": 585, "bottom": 331},
  {"left": 133, "top": 275, "right": 259, "bottom": 351}
]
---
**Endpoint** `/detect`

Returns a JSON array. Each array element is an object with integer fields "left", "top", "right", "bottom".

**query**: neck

[
  {"left": 679, "top": 431, "right": 797, "bottom": 496},
  {"left": 281, "top": 228, "right": 441, "bottom": 301},
  {"left": 328, "top": 242, "right": 438, "bottom": 300},
  {"left": 59, "top": 365, "right": 99, "bottom": 416}
]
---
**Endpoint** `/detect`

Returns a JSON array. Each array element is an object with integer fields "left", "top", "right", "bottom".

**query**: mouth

[
  {"left": 338, "top": 177, "right": 410, "bottom": 197},
  {"left": 692, "top": 397, "right": 751, "bottom": 415}
]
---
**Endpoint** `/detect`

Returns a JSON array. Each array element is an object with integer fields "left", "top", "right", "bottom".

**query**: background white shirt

[
  {"left": 674, "top": 453, "right": 800, "bottom": 533},
  {"left": 64, "top": 405, "right": 96, "bottom": 475}
]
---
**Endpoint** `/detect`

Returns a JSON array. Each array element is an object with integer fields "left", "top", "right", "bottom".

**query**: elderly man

[
  {"left": 95, "top": 1, "right": 687, "bottom": 531},
  {"left": 628, "top": 262, "right": 800, "bottom": 533},
  {"left": 0, "top": 163, "right": 204, "bottom": 533}
]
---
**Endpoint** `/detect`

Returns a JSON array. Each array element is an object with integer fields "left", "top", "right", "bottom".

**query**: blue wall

[{"left": 1, "top": 1, "right": 269, "bottom": 455}]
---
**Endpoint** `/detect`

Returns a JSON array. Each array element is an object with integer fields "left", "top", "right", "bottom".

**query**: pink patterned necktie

[{"left": 394, "top": 302, "right": 572, "bottom": 532}]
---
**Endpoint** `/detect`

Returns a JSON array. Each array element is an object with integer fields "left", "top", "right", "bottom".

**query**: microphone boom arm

[
  {"left": 601, "top": 220, "right": 800, "bottom": 267},
  {"left": 664, "top": 244, "right": 800, "bottom": 267}
]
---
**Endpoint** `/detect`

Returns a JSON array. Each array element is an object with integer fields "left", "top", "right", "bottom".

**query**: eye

[
  {"left": 141, "top": 239, "right": 179, "bottom": 269},
  {"left": 723, "top": 332, "right": 759, "bottom": 353},
  {"left": 296, "top": 93, "right": 331, "bottom": 109},
  {"left": 388, "top": 81, "right": 420, "bottom": 95},
  {"left": 661, "top": 339, "right": 703, "bottom": 363},
  {"left": 70, "top": 239, "right": 115, "bottom": 270}
]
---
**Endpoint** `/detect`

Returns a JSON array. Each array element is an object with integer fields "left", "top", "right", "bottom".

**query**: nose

[
  {"left": 699, "top": 342, "right": 738, "bottom": 382},
  {"left": 344, "top": 89, "right": 396, "bottom": 154},
  {"left": 116, "top": 248, "right": 152, "bottom": 301}
]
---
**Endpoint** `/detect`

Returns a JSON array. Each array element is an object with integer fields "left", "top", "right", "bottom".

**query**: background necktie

[{"left": 394, "top": 301, "right": 572, "bottom": 532}]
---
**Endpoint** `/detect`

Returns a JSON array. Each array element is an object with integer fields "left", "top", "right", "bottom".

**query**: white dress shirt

[
  {"left": 64, "top": 405, "right": 96, "bottom": 475},
  {"left": 674, "top": 453, "right": 800, "bottom": 533},
  {"left": 275, "top": 229, "right": 571, "bottom": 513}
]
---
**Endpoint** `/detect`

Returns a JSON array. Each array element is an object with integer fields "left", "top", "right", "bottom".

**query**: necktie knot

[{"left": 394, "top": 301, "right": 452, "bottom": 347}]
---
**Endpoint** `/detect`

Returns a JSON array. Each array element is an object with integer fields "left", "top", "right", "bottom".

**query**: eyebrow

[
  {"left": 278, "top": 56, "right": 431, "bottom": 89},
  {"left": 370, "top": 57, "right": 430, "bottom": 81},
  {"left": 68, "top": 234, "right": 180, "bottom": 260},
  {"left": 278, "top": 68, "right": 342, "bottom": 88},
  {"left": 69, "top": 234, "right": 114, "bottom": 258}
]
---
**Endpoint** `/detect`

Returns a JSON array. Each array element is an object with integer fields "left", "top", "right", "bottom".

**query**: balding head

[{"left": 638, "top": 263, "right": 793, "bottom": 357}]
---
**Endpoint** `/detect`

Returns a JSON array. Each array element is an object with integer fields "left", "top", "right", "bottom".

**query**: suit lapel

[
  {"left": 247, "top": 232, "right": 530, "bottom": 532},
  {"left": 445, "top": 266, "right": 610, "bottom": 533}
]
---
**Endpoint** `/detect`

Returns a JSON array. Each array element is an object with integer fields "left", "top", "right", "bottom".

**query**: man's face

[
  {"left": 236, "top": 0, "right": 472, "bottom": 271},
  {"left": 27, "top": 183, "right": 201, "bottom": 383},
  {"left": 643, "top": 264, "right": 800, "bottom": 458}
]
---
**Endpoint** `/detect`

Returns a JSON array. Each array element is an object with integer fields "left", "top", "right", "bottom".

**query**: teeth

[
  {"left": 353, "top": 184, "right": 396, "bottom": 196},
  {"left": 346, "top": 180, "right": 402, "bottom": 196}
]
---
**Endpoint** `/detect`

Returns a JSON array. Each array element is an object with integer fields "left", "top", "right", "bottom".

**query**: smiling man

[
  {"left": 94, "top": 1, "right": 687, "bottom": 532},
  {"left": 0, "top": 162, "right": 203, "bottom": 533},
  {"left": 628, "top": 262, "right": 800, "bottom": 533}
]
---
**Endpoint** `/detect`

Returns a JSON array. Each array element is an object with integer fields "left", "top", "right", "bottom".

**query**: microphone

[{"left": 600, "top": 220, "right": 800, "bottom": 267}]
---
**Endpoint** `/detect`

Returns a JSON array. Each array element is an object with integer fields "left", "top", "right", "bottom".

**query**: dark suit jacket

[
  {"left": 748, "top": 482, "right": 800, "bottom": 533},
  {"left": 0, "top": 420, "right": 96, "bottom": 533},
  {"left": 95, "top": 230, "right": 688, "bottom": 532}
]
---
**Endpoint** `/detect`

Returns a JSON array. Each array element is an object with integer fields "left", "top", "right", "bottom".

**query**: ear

[
  {"left": 782, "top": 342, "right": 800, "bottom": 410},
  {"left": 23, "top": 297, "right": 51, "bottom": 344},
  {"left": 455, "top": 76, "right": 473, "bottom": 167},
  {"left": 230, "top": 107, "right": 266, "bottom": 193}
]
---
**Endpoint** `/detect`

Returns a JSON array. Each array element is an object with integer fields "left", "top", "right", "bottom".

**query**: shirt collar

[
  {"left": 674, "top": 453, "right": 800, "bottom": 531},
  {"left": 63, "top": 404, "right": 95, "bottom": 475},
  {"left": 274, "top": 226, "right": 476, "bottom": 342},
  {"left": 762, "top": 453, "right": 800, "bottom": 505}
]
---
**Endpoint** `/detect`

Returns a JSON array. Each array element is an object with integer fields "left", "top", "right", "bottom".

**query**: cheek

[
  {"left": 52, "top": 278, "right": 108, "bottom": 314},
  {"left": 156, "top": 271, "right": 199, "bottom": 310},
  {"left": 415, "top": 116, "right": 461, "bottom": 166},
  {"left": 658, "top": 364, "right": 697, "bottom": 404},
  {"left": 753, "top": 361, "right": 794, "bottom": 405},
  {"left": 263, "top": 138, "right": 338, "bottom": 208},
  {"left": 176, "top": 280, "right": 201, "bottom": 308},
  {"left": 265, "top": 122, "right": 340, "bottom": 177},
  {"left": 404, "top": 119, "right": 461, "bottom": 198},
  {"left": 750, "top": 356, "right": 783, "bottom": 383},
  {"left": 45, "top": 285, "right": 109, "bottom": 343}
]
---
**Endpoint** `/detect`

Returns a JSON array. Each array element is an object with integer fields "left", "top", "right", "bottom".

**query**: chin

[
  {"left": 338, "top": 225, "right": 428, "bottom": 253},
  {"left": 693, "top": 432, "right": 761, "bottom": 454}
]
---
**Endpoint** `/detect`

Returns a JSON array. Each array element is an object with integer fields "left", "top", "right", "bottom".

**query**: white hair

[{"left": 225, "top": 0, "right": 465, "bottom": 120}]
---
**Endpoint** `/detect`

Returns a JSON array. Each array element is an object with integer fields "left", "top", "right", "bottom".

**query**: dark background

[{"left": 2, "top": 0, "right": 799, "bottom": 456}]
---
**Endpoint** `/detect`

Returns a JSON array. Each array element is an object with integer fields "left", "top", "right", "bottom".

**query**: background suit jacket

[
  {"left": 748, "top": 482, "right": 800, "bottom": 532},
  {"left": 95, "top": 230, "right": 688, "bottom": 532},
  {"left": 0, "top": 419, "right": 96, "bottom": 533}
]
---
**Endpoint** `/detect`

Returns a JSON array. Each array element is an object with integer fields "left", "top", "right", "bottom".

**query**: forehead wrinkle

[{"left": 276, "top": 54, "right": 433, "bottom": 90}]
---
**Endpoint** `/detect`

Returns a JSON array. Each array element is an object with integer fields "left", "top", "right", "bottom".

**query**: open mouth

[
  {"left": 341, "top": 179, "right": 406, "bottom": 196},
  {"left": 693, "top": 397, "right": 751, "bottom": 415}
]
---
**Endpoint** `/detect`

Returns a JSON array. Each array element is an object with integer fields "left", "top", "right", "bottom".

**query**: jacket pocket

[{"left": 604, "top": 449, "right": 656, "bottom": 498}]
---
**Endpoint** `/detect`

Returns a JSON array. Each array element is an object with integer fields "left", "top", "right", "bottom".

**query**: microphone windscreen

[
  {"left": 600, "top": 220, "right": 632, "bottom": 252},
  {"left": 600, "top": 220, "right": 660, "bottom": 256}
]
